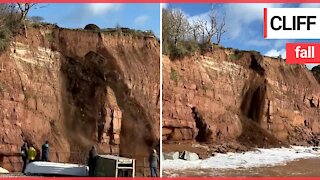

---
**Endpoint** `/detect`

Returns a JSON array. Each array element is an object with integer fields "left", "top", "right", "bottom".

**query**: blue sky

[
  {"left": 28, "top": 3, "right": 160, "bottom": 37},
  {"left": 164, "top": 3, "right": 320, "bottom": 69}
]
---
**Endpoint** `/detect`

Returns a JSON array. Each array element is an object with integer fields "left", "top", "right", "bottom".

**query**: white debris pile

[
  {"left": 163, "top": 146, "right": 320, "bottom": 170},
  {"left": 180, "top": 151, "right": 199, "bottom": 161},
  {"left": 163, "top": 151, "right": 199, "bottom": 161},
  {"left": 163, "top": 152, "right": 180, "bottom": 160}
]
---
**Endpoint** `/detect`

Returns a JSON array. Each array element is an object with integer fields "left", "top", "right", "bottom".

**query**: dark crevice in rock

[
  {"left": 249, "top": 54, "right": 265, "bottom": 76},
  {"left": 191, "top": 107, "right": 212, "bottom": 143},
  {"left": 311, "top": 65, "right": 320, "bottom": 83},
  {"left": 247, "top": 85, "right": 266, "bottom": 123},
  {"left": 309, "top": 98, "right": 316, "bottom": 108},
  {"left": 240, "top": 77, "right": 267, "bottom": 124}
]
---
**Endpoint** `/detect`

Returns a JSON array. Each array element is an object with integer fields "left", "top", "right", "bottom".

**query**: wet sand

[
  {"left": 0, "top": 173, "right": 25, "bottom": 177},
  {"left": 163, "top": 157, "right": 320, "bottom": 177}
]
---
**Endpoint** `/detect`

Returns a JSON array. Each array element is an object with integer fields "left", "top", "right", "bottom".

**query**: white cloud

[
  {"left": 227, "top": 4, "right": 284, "bottom": 22},
  {"left": 181, "top": 4, "right": 285, "bottom": 41},
  {"left": 265, "top": 49, "right": 286, "bottom": 59},
  {"left": 273, "top": 40, "right": 287, "bottom": 49},
  {"left": 224, "top": 4, "right": 283, "bottom": 38},
  {"left": 162, "top": 3, "right": 168, "bottom": 9},
  {"left": 86, "top": 3, "right": 122, "bottom": 16},
  {"left": 247, "top": 39, "right": 270, "bottom": 47},
  {"left": 134, "top": 15, "right": 149, "bottom": 26}
]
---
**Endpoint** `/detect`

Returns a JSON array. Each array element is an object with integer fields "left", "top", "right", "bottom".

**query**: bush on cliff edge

[
  {"left": 0, "top": 4, "right": 21, "bottom": 51},
  {"left": 167, "top": 41, "right": 212, "bottom": 60}
]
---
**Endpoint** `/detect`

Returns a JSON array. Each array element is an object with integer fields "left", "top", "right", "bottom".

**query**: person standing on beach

[
  {"left": 149, "top": 149, "right": 159, "bottom": 177},
  {"left": 41, "top": 140, "right": 49, "bottom": 161},
  {"left": 20, "top": 141, "right": 28, "bottom": 173},
  {"left": 88, "top": 146, "right": 97, "bottom": 176}
]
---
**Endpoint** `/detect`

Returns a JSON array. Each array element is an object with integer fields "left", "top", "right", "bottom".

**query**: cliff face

[
  {"left": 0, "top": 26, "right": 160, "bottom": 174},
  {"left": 163, "top": 46, "right": 320, "bottom": 153}
]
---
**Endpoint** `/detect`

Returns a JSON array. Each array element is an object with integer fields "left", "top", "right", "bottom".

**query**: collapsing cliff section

[
  {"left": 0, "top": 27, "right": 160, "bottom": 174},
  {"left": 163, "top": 46, "right": 320, "bottom": 151}
]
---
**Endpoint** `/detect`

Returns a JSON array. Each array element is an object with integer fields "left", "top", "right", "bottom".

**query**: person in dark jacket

[
  {"left": 20, "top": 141, "right": 28, "bottom": 173},
  {"left": 41, "top": 140, "right": 49, "bottom": 161},
  {"left": 149, "top": 149, "right": 159, "bottom": 177},
  {"left": 88, "top": 146, "right": 97, "bottom": 176}
]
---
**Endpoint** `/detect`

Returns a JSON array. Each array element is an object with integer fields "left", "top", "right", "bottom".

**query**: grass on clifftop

[
  {"left": 1, "top": 17, "right": 157, "bottom": 53},
  {"left": 0, "top": 10, "right": 21, "bottom": 52},
  {"left": 164, "top": 40, "right": 213, "bottom": 60},
  {"left": 30, "top": 21, "right": 157, "bottom": 39}
]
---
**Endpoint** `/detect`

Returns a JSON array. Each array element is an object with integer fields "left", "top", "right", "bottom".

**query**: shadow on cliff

[{"left": 237, "top": 54, "right": 284, "bottom": 148}]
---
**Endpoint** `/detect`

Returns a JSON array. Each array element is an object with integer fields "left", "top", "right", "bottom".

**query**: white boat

[
  {"left": 24, "top": 161, "right": 89, "bottom": 176},
  {"left": 0, "top": 167, "right": 9, "bottom": 174}
]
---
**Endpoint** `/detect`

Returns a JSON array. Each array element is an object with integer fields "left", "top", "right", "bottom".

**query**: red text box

[{"left": 286, "top": 43, "right": 320, "bottom": 64}]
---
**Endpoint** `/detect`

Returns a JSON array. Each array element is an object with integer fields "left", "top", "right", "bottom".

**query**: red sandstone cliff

[
  {"left": 0, "top": 26, "right": 160, "bottom": 175},
  {"left": 163, "top": 46, "right": 320, "bottom": 156}
]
